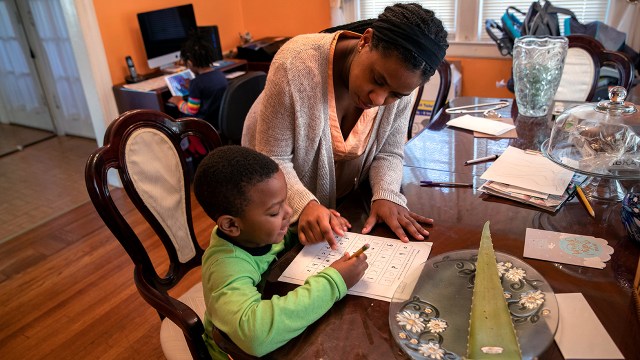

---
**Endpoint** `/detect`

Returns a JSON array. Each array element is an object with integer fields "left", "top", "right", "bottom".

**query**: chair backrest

[
  {"left": 85, "top": 110, "right": 222, "bottom": 360},
  {"left": 407, "top": 59, "right": 452, "bottom": 140},
  {"left": 218, "top": 71, "right": 267, "bottom": 144},
  {"left": 555, "top": 34, "right": 635, "bottom": 102}
]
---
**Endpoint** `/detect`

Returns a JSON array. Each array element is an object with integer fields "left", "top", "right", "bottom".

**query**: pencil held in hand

[{"left": 349, "top": 243, "right": 370, "bottom": 259}]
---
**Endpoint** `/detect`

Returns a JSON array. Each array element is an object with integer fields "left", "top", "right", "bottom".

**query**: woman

[{"left": 242, "top": 3, "right": 448, "bottom": 249}]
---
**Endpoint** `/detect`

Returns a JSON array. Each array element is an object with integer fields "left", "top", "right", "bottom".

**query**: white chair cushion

[
  {"left": 160, "top": 282, "right": 206, "bottom": 360},
  {"left": 555, "top": 47, "right": 595, "bottom": 102},
  {"left": 125, "top": 128, "right": 196, "bottom": 262}
]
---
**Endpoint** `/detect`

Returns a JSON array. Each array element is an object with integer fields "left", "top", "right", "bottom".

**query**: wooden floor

[
  {"left": 0, "top": 136, "right": 97, "bottom": 243},
  {"left": 0, "top": 124, "right": 55, "bottom": 157},
  {"left": 0, "top": 179, "right": 215, "bottom": 359},
  {"left": 0, "top": 136, "right": 215, "bottom": 358}
]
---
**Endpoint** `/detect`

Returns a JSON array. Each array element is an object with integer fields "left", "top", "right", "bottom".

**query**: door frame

[
  {"left": 59, "top": 0, "right": 118, "bottom": 144},
  {"left": 61, "top": 0, "right": 120, "bottom": 186}
]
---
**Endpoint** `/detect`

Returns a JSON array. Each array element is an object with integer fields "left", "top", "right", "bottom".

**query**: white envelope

[
  {"left": 446, "top": 114, "right": 516, "bottom": 136},
  {"left": 555, "top": 293, "right": 624, "bottom": 359}
]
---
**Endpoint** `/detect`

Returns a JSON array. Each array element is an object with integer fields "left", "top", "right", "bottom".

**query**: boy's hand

[
  {"left": 298, "top": 201, "right": 351, "bottom": 250},
  {"left": 330, "top": 252, "right": 368, "bottom": 288},
  {"left": 168, "top": 96, "right": 183, "bottom": 105}
]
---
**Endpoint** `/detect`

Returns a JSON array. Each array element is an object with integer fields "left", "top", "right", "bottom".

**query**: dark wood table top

[{"left": 263, "top": 97, "right": 640, "bottom": 359}]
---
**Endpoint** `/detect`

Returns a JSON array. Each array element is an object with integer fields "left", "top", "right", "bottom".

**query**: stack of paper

[{"left": 478, "top": 146, "right": 583, "bottom": 212}]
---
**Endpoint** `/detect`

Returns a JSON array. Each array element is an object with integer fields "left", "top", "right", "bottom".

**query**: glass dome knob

[
  {"left": 609, "top": 86, "right": 627, "bottom": 104},
  {"left": 595, "top": 85, "right": 637, "bottom": 114}
]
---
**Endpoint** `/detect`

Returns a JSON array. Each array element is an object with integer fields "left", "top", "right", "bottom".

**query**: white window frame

[{"left": 348, "top": 0, "right": 614, "bottom": 59}]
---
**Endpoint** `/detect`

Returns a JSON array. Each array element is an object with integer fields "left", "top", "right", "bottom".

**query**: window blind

[
  {"left": 358, "top": 0, "right": 457, "bottom": 35},
  {"left": 479, "top": 0, "right": 610, "bottom": 41}
]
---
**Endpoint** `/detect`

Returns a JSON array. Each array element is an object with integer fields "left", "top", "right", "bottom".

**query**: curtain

[
  {"left": 607, "top": 0, "right": 640, "bottom": 50},
  {"left": 330, "top": 0, "right": 345, "bottom": 26},
  {"left": 330, "top": 0, "right": 359, "bottom": 26},
  {"left": 29, "top": 0, "right": 89, "bottom": 121},
  {"left": 0, "top": 1, "right": 41, "bottom": 114}
]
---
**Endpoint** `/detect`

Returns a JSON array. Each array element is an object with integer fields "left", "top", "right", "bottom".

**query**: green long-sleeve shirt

[{"left": 202, "top": 227, "right": 348, "bottom": 358}]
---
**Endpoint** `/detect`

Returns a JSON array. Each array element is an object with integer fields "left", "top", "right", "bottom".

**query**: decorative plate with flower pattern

[{"left": 389, "top": 250, "right": 558, "bottom": 360}]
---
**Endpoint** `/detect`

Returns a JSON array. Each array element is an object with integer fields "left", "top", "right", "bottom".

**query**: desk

[
  {"left": 111, "top": 59, "right": 248, "bottom": 114},
  {"left": 260, "top": 97, "right": 640, "bottom": 359}
]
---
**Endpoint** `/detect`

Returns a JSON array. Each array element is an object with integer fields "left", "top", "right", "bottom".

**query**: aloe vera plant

[{"left": 467, "top": 222, "right": 522, "bottom": 359}]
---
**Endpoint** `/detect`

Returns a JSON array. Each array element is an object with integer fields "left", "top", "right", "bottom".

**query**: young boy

[
  {"left": 168, "top": 31, "right": 228, "bottom": 127},
  {"left": 193, "top": 146, "right": 368, "bottom": 358}
]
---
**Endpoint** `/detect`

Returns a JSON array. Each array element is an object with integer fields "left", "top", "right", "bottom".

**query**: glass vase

[{"left": 513, "top": 36, "right": 568, "bottom": 117}]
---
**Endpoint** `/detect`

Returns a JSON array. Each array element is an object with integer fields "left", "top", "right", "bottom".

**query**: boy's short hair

[
  {"left": 180, "top": 31, "right": 215, "bottom": 68},
  {"left": 194, "top": 146, "right": 280, "bottom": 220}
]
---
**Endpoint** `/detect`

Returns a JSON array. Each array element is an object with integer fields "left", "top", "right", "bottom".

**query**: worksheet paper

[
  {"left": 480, "top": 146, "right": 574, "bottom": 195},
  {"left": 279, "top": 232, "right": 432, "bottom": 301}
]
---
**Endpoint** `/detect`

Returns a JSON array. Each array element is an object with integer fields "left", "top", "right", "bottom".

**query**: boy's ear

[{"left": 217, "top": 215, "right": 240, "bottom": 237}]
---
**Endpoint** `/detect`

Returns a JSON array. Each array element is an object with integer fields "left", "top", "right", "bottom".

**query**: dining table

[{"left": 259, "top": 97, "right": 640, "bottom": 359}]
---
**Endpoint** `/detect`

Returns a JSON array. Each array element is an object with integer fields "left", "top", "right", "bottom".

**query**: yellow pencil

[
  {"left": 575, "top": 185, "right": 595, "bottom": 218},
  {"left": 349, "top": 243, "right": 370, "bottom": 259}
]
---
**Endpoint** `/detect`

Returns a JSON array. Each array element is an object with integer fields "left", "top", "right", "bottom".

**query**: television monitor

[
  {"left": 198, "top": 26, "right": 223, "bottom": 62},
  {"left": 137, "top": 4, "right": 197, "bottom": 70}
]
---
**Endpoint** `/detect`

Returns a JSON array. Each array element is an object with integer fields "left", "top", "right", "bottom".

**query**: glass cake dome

[{"left": 542, "top": 86, "right": 639, "bottom": 201}]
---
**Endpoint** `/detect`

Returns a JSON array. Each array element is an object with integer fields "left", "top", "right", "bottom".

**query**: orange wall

[
  {"left": 239, "top": 0, "right": 330, "bottom": 39},
  {"left": 447, "top": 56, "right": 514, "bottom": 98},
  {"left": 93, "top": 0, "right": 330, "bottom": 84},
  {"left": 92, "top": 1, "right": 512, "bottom": 97}
]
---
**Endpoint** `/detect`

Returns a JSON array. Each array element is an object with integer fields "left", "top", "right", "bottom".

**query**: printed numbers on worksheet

[{"left": 303, "top": 234, "right": 413, "bottom": 286}]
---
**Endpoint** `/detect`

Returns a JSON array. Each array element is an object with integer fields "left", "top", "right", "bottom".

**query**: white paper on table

[
  {"left": 278, "top": 232, "right": 432, "bottom": 301},
  {"left": 555, "top": 293, "right": 624, "bottom": 359},
  {"left": 446, "top": 114, "right": 516, "bottom": 135},
  {"left": 480, "top": 146, "right": 574, "bottom": 195}
]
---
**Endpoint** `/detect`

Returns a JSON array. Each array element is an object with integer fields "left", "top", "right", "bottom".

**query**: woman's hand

[
  {"left": 298, "top": 201, "right": 351, "bottom": 250},
  {"left": 362, "top": 199, "right": 433, "bottom": 242}
]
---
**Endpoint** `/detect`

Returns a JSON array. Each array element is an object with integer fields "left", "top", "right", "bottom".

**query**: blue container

[{"left": 621, "top": 193, "right": 640, "bottom": 244}]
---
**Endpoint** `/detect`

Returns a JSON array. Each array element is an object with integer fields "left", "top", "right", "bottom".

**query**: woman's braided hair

[{"left": 322, "top": 3, "right": 448, "bottom": 81}]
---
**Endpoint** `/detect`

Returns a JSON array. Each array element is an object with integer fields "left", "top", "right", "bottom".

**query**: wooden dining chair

[
  {"left": 555, "top": 34, "right": 635, "bottom": 102},
  {"left": 84, "top": 110, "right": 256, "bottom": 360},
  {"left": 407, "top": 59, "right": 452, "bottom": 140}
]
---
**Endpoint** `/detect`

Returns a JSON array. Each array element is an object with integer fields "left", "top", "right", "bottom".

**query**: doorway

[{"left": 0, "top": 0, "right": 93, "bottom": 156}]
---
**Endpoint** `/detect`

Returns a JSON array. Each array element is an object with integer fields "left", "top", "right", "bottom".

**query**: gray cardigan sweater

[{"left": 242, "top": 33, "right": 411, "bottom": 222}]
